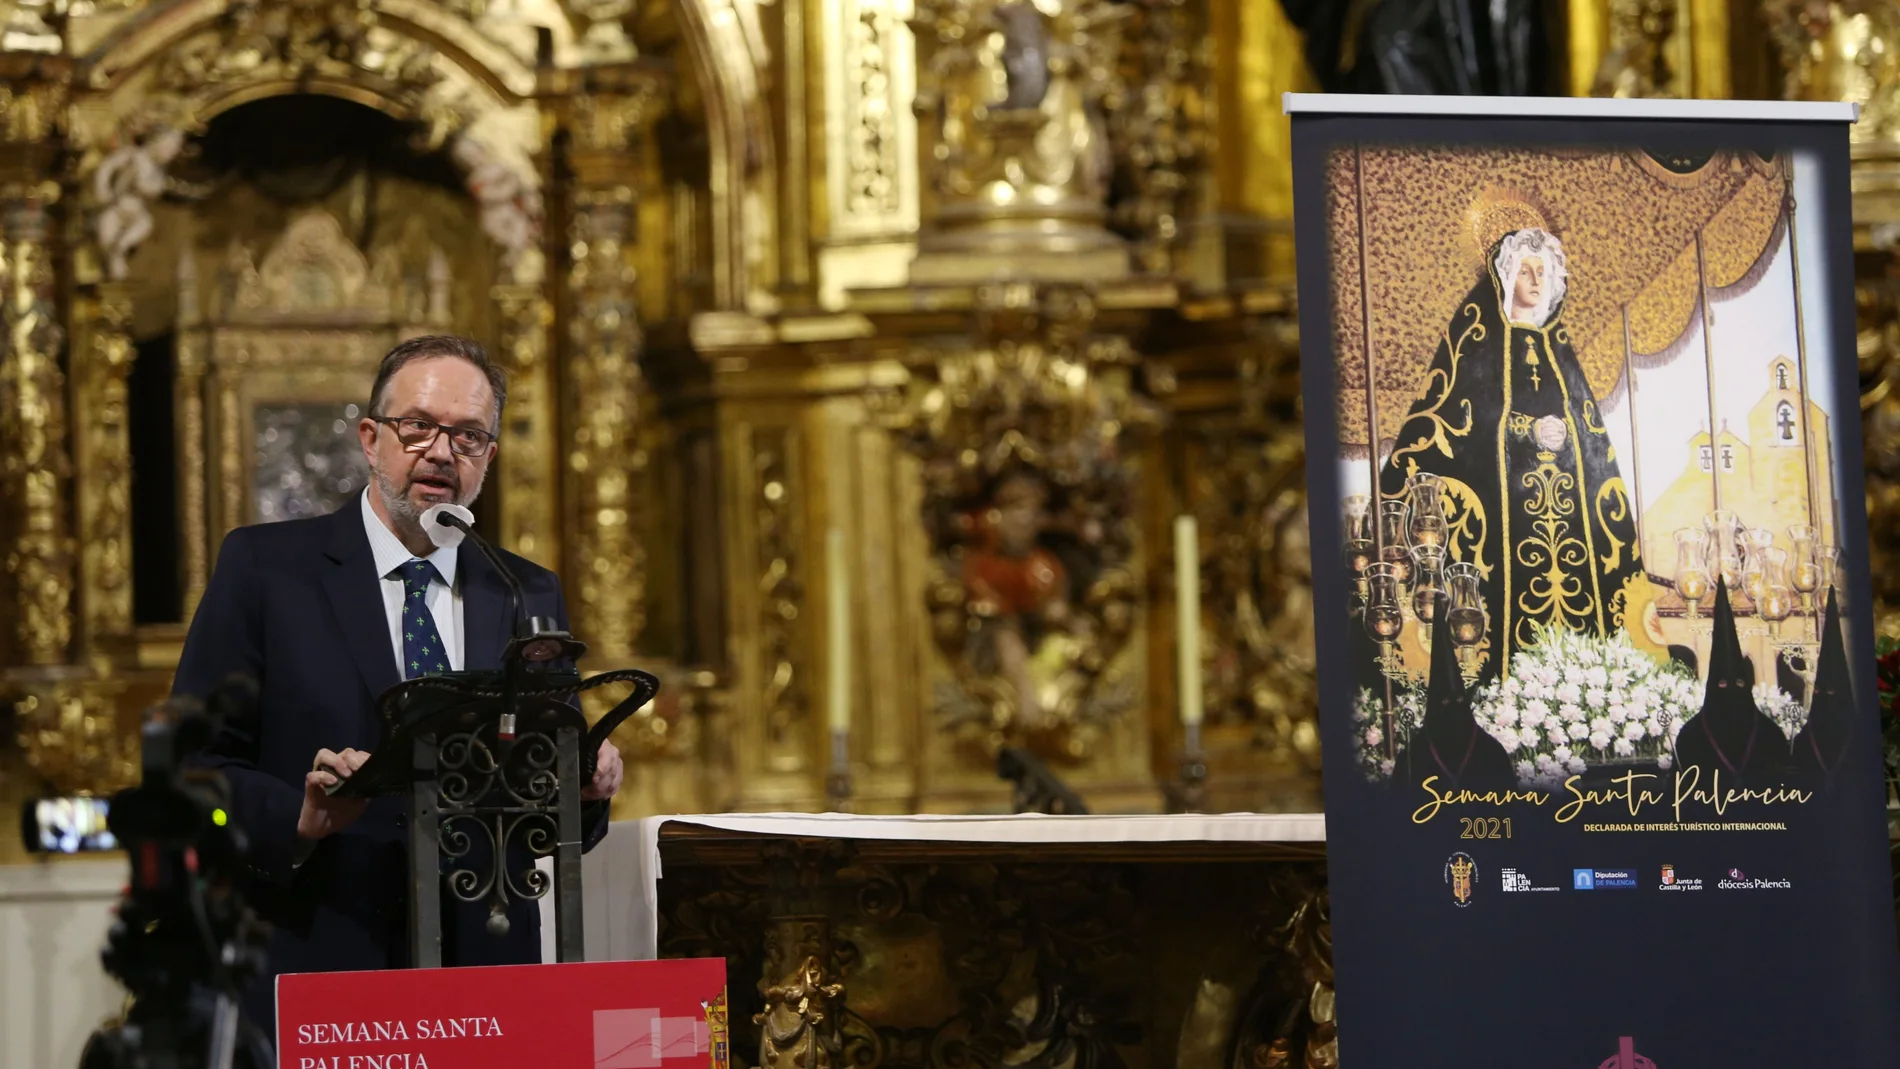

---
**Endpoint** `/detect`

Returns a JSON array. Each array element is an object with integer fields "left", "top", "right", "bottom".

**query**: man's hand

[
  {"left": 299, "top": 748, "right": 371, "bottom": 841},
  {"left": 583, "top": 739, "right": 623, "bottom": 802}
]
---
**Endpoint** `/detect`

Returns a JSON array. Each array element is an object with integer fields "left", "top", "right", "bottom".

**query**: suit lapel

[
  {"left": 462, "top": 549, "right": 510, "bottom": 671},
  {"left": 321, "top": 505, "right": 403, "bottom": 708}
]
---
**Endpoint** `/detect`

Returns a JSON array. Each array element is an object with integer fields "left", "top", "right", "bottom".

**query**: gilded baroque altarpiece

[
  {"left": 0, "top": 0, "right": 1330, "bottom": 847},
  {"left": 1, "top": 0, "right": 1898, "bottom": 853},
  {"left": 0, "top": 1, "right": 1897, "bottom": 1066}
]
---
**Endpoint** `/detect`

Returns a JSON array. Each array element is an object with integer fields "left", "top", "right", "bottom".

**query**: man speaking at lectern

[{"left": 173, "top": 334, "right": 625, "bottom": 1026}]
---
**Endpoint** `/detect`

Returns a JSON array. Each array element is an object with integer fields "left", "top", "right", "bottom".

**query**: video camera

[{"left": 21, "top": 678, "right": 274, "bottom": 1069}]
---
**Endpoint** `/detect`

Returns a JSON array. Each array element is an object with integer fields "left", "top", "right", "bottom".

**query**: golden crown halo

[{"left": 1465, "top": 185, "right": 1552, "bottom": 265}]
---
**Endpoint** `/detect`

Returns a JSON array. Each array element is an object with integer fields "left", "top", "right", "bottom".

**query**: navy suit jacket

[{"left": 172, "top": 498, "right": 608, "bottom": 1029}]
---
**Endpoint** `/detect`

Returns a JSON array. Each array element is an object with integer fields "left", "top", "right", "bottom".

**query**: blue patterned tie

[{"left": 397, "top": 559, "right": 449, "bottom": 679}]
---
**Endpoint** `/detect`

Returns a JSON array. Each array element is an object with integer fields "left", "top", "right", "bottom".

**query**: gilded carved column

[
  {"left": 0, "top": 180, "right": 74, "bottom": 667},
  {"left": 71, "top": 281, "right": 136, "bottom": 651},
  {"left": 561, "top": 77, "right": 665, "bottom": 663},
  {"left": 493, "top": 283, "right": 557, "bottom": 568}
]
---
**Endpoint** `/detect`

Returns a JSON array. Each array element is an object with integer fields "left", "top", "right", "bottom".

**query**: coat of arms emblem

[{"left": 1445, "top": 852, "right": 1477, "bottom": 906}]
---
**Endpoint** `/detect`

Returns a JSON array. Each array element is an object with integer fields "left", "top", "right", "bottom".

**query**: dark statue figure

[
  {"left": 995, "top": 2, "right": 1051, "bottom": 109},
  {"left": 1276, "top": 0, "right": 1549, "bottom": 96}
]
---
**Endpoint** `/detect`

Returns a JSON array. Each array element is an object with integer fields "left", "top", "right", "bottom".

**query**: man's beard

[{"left": 372, "top": 459, "right": 483, "bottom": 538}]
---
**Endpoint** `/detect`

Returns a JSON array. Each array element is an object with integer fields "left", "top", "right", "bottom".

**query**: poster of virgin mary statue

[
  {"left": 1328, "top": 151, "right": 1849, "bottom": 791},
  {"left": 1378, "top": 213, "right": 1651, "bottom": 669}
]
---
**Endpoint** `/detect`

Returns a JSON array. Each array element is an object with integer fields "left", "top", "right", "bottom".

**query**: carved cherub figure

[
  {"left": 93, "top": 126, "right": 187, "bottom": 280},
  {"left": 451, "top": 135, "right": 544, "bottom": 271}
]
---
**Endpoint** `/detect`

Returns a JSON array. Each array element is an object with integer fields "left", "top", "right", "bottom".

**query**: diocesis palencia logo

[
  {"left": 1717, "top": 866, "right": 1792, "bottom": 891},
  {"left": 1445, "top": 852, "right": 1477, "bottom": 906}
]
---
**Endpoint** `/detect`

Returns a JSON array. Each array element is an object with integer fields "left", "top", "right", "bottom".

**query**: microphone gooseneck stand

[{"left": 328, "top": 511, "right": 659, "bottom": 967}]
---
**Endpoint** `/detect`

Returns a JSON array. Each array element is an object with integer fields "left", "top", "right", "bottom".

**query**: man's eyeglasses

[{"left": 370, "top": 416, "right": 496, "bottom": 458}]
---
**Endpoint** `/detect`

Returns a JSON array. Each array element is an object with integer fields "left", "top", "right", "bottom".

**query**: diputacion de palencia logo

[{"left": 1572, "top": 868, "right": 1638, "bottom": 890}]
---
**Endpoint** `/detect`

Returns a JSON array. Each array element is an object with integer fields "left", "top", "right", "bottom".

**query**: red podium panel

[{"left": 277, "top": 958, "right": 729, "bottom": 1069}]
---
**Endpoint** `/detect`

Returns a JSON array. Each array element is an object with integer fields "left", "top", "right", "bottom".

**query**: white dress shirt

[{"left": 360, "top": 491, "right": 464, "bottom": 676}]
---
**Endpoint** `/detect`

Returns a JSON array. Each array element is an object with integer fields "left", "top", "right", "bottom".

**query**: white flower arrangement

[
  {"left": 1471, "top": 624, "right": 1702, "bottom": 788},
  {"left": 1351, "top": 683, "right": 1426, "bottom": 781},
  {"left": 1752, "top": 683, "right": 1809, "bottom": 741}
]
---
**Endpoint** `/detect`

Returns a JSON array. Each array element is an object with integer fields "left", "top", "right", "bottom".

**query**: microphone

[
  {"left": 421, "top": 503, "right": 472, "bottom": 549},
  {"left": 422, "top": 503, "right": 529, "bottom": 640}
]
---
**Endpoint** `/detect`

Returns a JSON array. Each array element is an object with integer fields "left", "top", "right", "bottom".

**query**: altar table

[{"left": 547, "top": 813, "right": 1334, "bottom": 1069}]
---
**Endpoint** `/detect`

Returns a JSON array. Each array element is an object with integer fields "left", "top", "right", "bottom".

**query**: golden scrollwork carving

[
  {"left": 1856, "top": 258, "right": 1900, "bottom": 635},
  {"left": 1276, "top": 883, "right": 1337, "bottom": 1069},
  {"left": 909, "top": 0, "right": 1131, "bottom": 283},
  {"left": 1106, "top": 0, "right": 1206, "bottom": 276},
  {"left": 565, "top": 74, "right": 666, "bottom": 156},
  {"left": 1220, "top": 869, "right": 1335, "bottom": 1069},
  {"left": 1590, "top": 0, "right": 1677, "bottom": 99},
  {"left": 891, "top": 283, "right": 1159, "bottom": 762},
  {"left": 0, "top": 79, "right": 62, "bottom": 141},
  {"left": 154, "top": 0, "right": 442, "bottom": 106},
  {"left": 0, "top": 185, "right": 74, "bottom": 666},
  {"left": 605, "top": 667, "right": 720, "bottom": 771},
  {"left": 1767, "top": 0, "right": 1900, "bottom": 144},
  {"left": 1188, "top": 417, "right": 1319, "bottom": 771},
  {"left": 75, "top": 282, "right": 137, "bottom": 648},
  {"left": 13, "top": 676, "right": 138, "bottom": 795}
]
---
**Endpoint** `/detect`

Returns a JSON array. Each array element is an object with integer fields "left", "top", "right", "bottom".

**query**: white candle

[
  {"left": 1174, "top": 515, "right": 1203, "bottom": 727},
  {"left": 826, "top": 527, "right": 851, "bottom": 732}
]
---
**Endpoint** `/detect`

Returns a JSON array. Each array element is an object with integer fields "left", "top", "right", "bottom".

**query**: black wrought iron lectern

[{"left": 326, "top": 516, "right": 658, "bottom": 967}]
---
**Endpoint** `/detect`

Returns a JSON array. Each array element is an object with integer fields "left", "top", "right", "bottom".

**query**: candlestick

[
  {"left": 1167, "top": 719, "right": 1208, "bottom": 814},
  {"left": 825, "top": 726, "right": 853, "bottom": 812},
  {"left": 1174, "top": 515, "right": 1203, "bottom": 727},
  {"left": 826, "top": 527, "right": 850, "bottom": 733}
]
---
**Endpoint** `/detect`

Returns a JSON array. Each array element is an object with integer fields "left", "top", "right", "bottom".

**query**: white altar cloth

[{"left": 542, "top": 812, "right": 1326, "bottom": 964}]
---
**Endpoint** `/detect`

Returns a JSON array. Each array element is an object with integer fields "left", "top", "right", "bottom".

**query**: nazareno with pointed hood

[
  {"left": 1672, "top": 578, "right": 1787, "bottom": 785},
  {"left": 1789, "top": 586, "right": 1854, "bottom": 782},
  {"left": 1400, "top": 603, "right": 1515, "bottom": 792}
]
